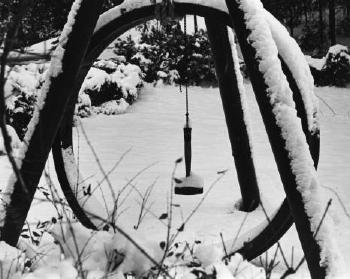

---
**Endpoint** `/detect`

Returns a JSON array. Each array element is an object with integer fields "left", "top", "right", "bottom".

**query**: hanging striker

[{"left": 175, "top": 15, "right": 204, "bottom": 195}]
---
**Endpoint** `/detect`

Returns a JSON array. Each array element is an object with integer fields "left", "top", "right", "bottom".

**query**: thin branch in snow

[
  {"left": 259, "top": 201, "right": 290, "bottom": 269},
  {"left": 321, "top": 184, "right": 350, "bottom": 219},
  {"left": 95, "top": 147, "right": 132, "bottom": 188},
  {"left": 133, "top": 178, "right": 157, "bottom": 230},
  {"left": 220, "top": 232, "right": 229, "bottom": 259},
  {"left": 170, "top": 170, "right": 227, "bottom": 246},
  {"left": 78, "top": 119, "right": 113, "bottom": 215},
  {"left": 316, "top": 94, "right": 337, "bottom": 116},
  {"left": 229, "top": 211, "right": 249, "bottom": 253}
]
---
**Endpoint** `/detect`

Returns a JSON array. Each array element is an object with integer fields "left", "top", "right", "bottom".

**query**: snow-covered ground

[{"left": 1, "top": 83, "right": 350, "bottom": 277}]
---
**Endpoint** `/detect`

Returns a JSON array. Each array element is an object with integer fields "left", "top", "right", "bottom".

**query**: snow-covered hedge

[
  {"left": 4, "top": 60, "right": 144, "bottom": 138},
  {"left": 307, "top": 44, "right": 350, "bottom": 87}
]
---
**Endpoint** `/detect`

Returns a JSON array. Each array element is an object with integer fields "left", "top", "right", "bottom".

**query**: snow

[
  {"left": 26, "top": 38, "right": 58, "bottom": 56},
  {"left": 22, "top": 259, "right": 78, "bottom": 279},
  {"left": 79, "top": 62, "right": 143, "bottom": 107},
  {"left": 81, "top": 67, "right": 110, "bottom": 92},
  {"left": 327, "top": 44, "right": 349, "bottom": 56},
  {"left": 305, "top": 44, "right": 350, "bottom": 72},
  {"left": 0, "top": 0, "right": 83, "bottom": 227},
  {"left": 227, "top": 27, "right": 256, "bottom": 163},
  {"left": 61, "top": 146, "right": 107, "bottom": 227},
  {"left": 0, "top": 241, "right": 25, "bottom": 277},
  {"left": 1, "top": 81, "right": 350, "bottom": 277},
  {"left": 94, "top": 0, "right": 319, "bottom": 132},
  {"left": 94, "top": 0, "right": 227, "bottom": 34},
  {"left": 1, "top": 0, "right": 350, "bottom": 276},
  {"left": 175, "top": 173, "right": 204, "bottom": 190},
  {"left": 238, "top": 0, "right": 344, "bottom": 276},
  {"left": 96, "top": 99, "right": 130, "bottom": 115},
  {"left": 111, "top": 64, "right": 143, "bottom": 98},
  {"left": 0, "top": 125, "right": 21, "bottom": 154},
  {"left": 264, "top": 11, "right": 319, "bottom": 133},
  {"left": 305, "top": 55, "right": 326, "bottom": 71},
  {"left": 4, "top": 64, "right": 45, "bottom": 99}
]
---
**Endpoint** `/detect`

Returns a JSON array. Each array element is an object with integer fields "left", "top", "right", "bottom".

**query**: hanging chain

[{"left": 184, "top": 15, "right": 190, "bottom": 125}]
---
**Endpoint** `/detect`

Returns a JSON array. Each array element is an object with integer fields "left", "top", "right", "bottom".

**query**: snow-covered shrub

[
  {"left": 6, "top": 91, "right": 38, "bottom": 140},
  {"left": 307, "top": 45, "right": 350, "bottom": 87},
  {"left": 76, "top": 59, "right": 144, "bottom": 117},
  {"left": 80, "top": 67, "right": 122, "bottom": 107},
  {"left": 25, "top": 222, "right": 264, "bottom": 279},
  {"left": 113, "top": 21, "right": 218, "bottom": 86},
  {"left": 156, "top": 69, "right": 180, "bottom": 85},
  {"left": 4, "top": 63, "right": 48, "bottom": 139},
  {"left": 75, "top": 93, "right": 92, "bottom": 118},
  {"left": 4, "top": 58, "right": 143, "bottom": 137},
  {"left": 322, "top": 45, "right": 350, "bottom": 87},
  {"left": 4, "top": 63, "right": 46, "bottom": 99},
  {"left": 93, "top": 99, "right": 130, "bottom": 115},
  {"left": 0, "top": 241, "right": 25, "bottom": 277}
]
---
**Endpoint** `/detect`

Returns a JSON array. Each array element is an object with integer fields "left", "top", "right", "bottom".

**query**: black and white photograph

[{"left": 1, "top": 0, "right": 350, "bottom": 278}]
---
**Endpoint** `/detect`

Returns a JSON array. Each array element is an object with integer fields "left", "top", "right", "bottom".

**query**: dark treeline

[
  {"left": 1, "top": 0, "right": 349, "bottom": 53},
  {"left": 0, "top": 0, "right": 123, "bottom": 47}
]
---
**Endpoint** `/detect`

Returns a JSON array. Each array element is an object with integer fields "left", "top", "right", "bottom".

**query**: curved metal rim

[{"left": 52, "top": 1, "right": 319, "bottom": 262}]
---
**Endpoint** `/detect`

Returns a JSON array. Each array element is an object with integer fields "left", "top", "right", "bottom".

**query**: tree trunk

[
  {"left": 319, "top": 0, "right": 324, "bottom": 50},
  {"left": 193, "top": 15, "right": 198, "bottom": 33},
  {"left": 329, "top": 0, "right": 336, "bottom": 45},
  {"left": 304, "top": 1, "right": 309, "bottom": 26}
]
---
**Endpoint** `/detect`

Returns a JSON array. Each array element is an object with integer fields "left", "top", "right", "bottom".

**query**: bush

[
  {"left": 113, "top": 21, "right": 217, "bottom": 86},
  {"left": 307, "top": 45, "right": 350, "bottom": 87},
  {"left": 5, "top": 60, "right": 144, "bottom": 137},
  {"left": 6, "top": 92, "right": 38, "bottom": 140},
  {"left": 76, "top": 60, "right": 144, "bottom": 117},
  {"left": 323, "top": 45, "right": 350, "bottom": 87}
]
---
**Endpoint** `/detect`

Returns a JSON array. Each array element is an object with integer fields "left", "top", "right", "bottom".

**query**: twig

[
  {"left": 171, "top": 171, "right": 226, "bottom": 245},
  {"left": 321, "top": 184, "right": 350, "bottom": 219},
  {"left": 229, "top": 211, "right": 249, "bottom": 253},
  {"left": 133, "top": 178, "right": 158, "bottom": 229},
  {"left": 220, "top": 232, "right": 228, "bottom": 259},
  {"left": 316, "top": 94, "right": 336, "bottom": 116},
  {"left": 78, "top": 119, "right": 117, "bottom": 213}
]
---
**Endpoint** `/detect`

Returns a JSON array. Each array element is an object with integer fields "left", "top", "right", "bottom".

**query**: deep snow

[{"left": 1, "top": 84, "right": 350, "bottom": 277}]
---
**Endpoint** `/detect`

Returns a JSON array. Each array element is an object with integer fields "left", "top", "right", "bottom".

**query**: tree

[
  {"left": 329, "top": 0, "right": 336, "bottom": 45},
  {"left": 0, "top": 0, "right": 124, "bottom": 47},
  {"left": 262, "top": 0, "right": 306, "bottom": 37},
  {"left": 319, "top": 0, "right": 324, "bottom": 48}
]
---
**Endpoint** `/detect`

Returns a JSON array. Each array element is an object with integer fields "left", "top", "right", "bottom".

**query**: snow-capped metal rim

[
  {"left": 52, "top": 0, "right": 321, "bottom": 264},
  {"left": 93, "top": 0, "right": 318, "bottom": 135}
]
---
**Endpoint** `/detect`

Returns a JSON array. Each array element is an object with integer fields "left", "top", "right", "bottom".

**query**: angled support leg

[
  {"left": 225, "top": 0, "right": 326, "bottom": 277},
  {"left": 0, "top": 0, "right": 103, "bottom": 246},
  {"left": 206, "top": 17, "right": 260, "bottom": 212}
]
